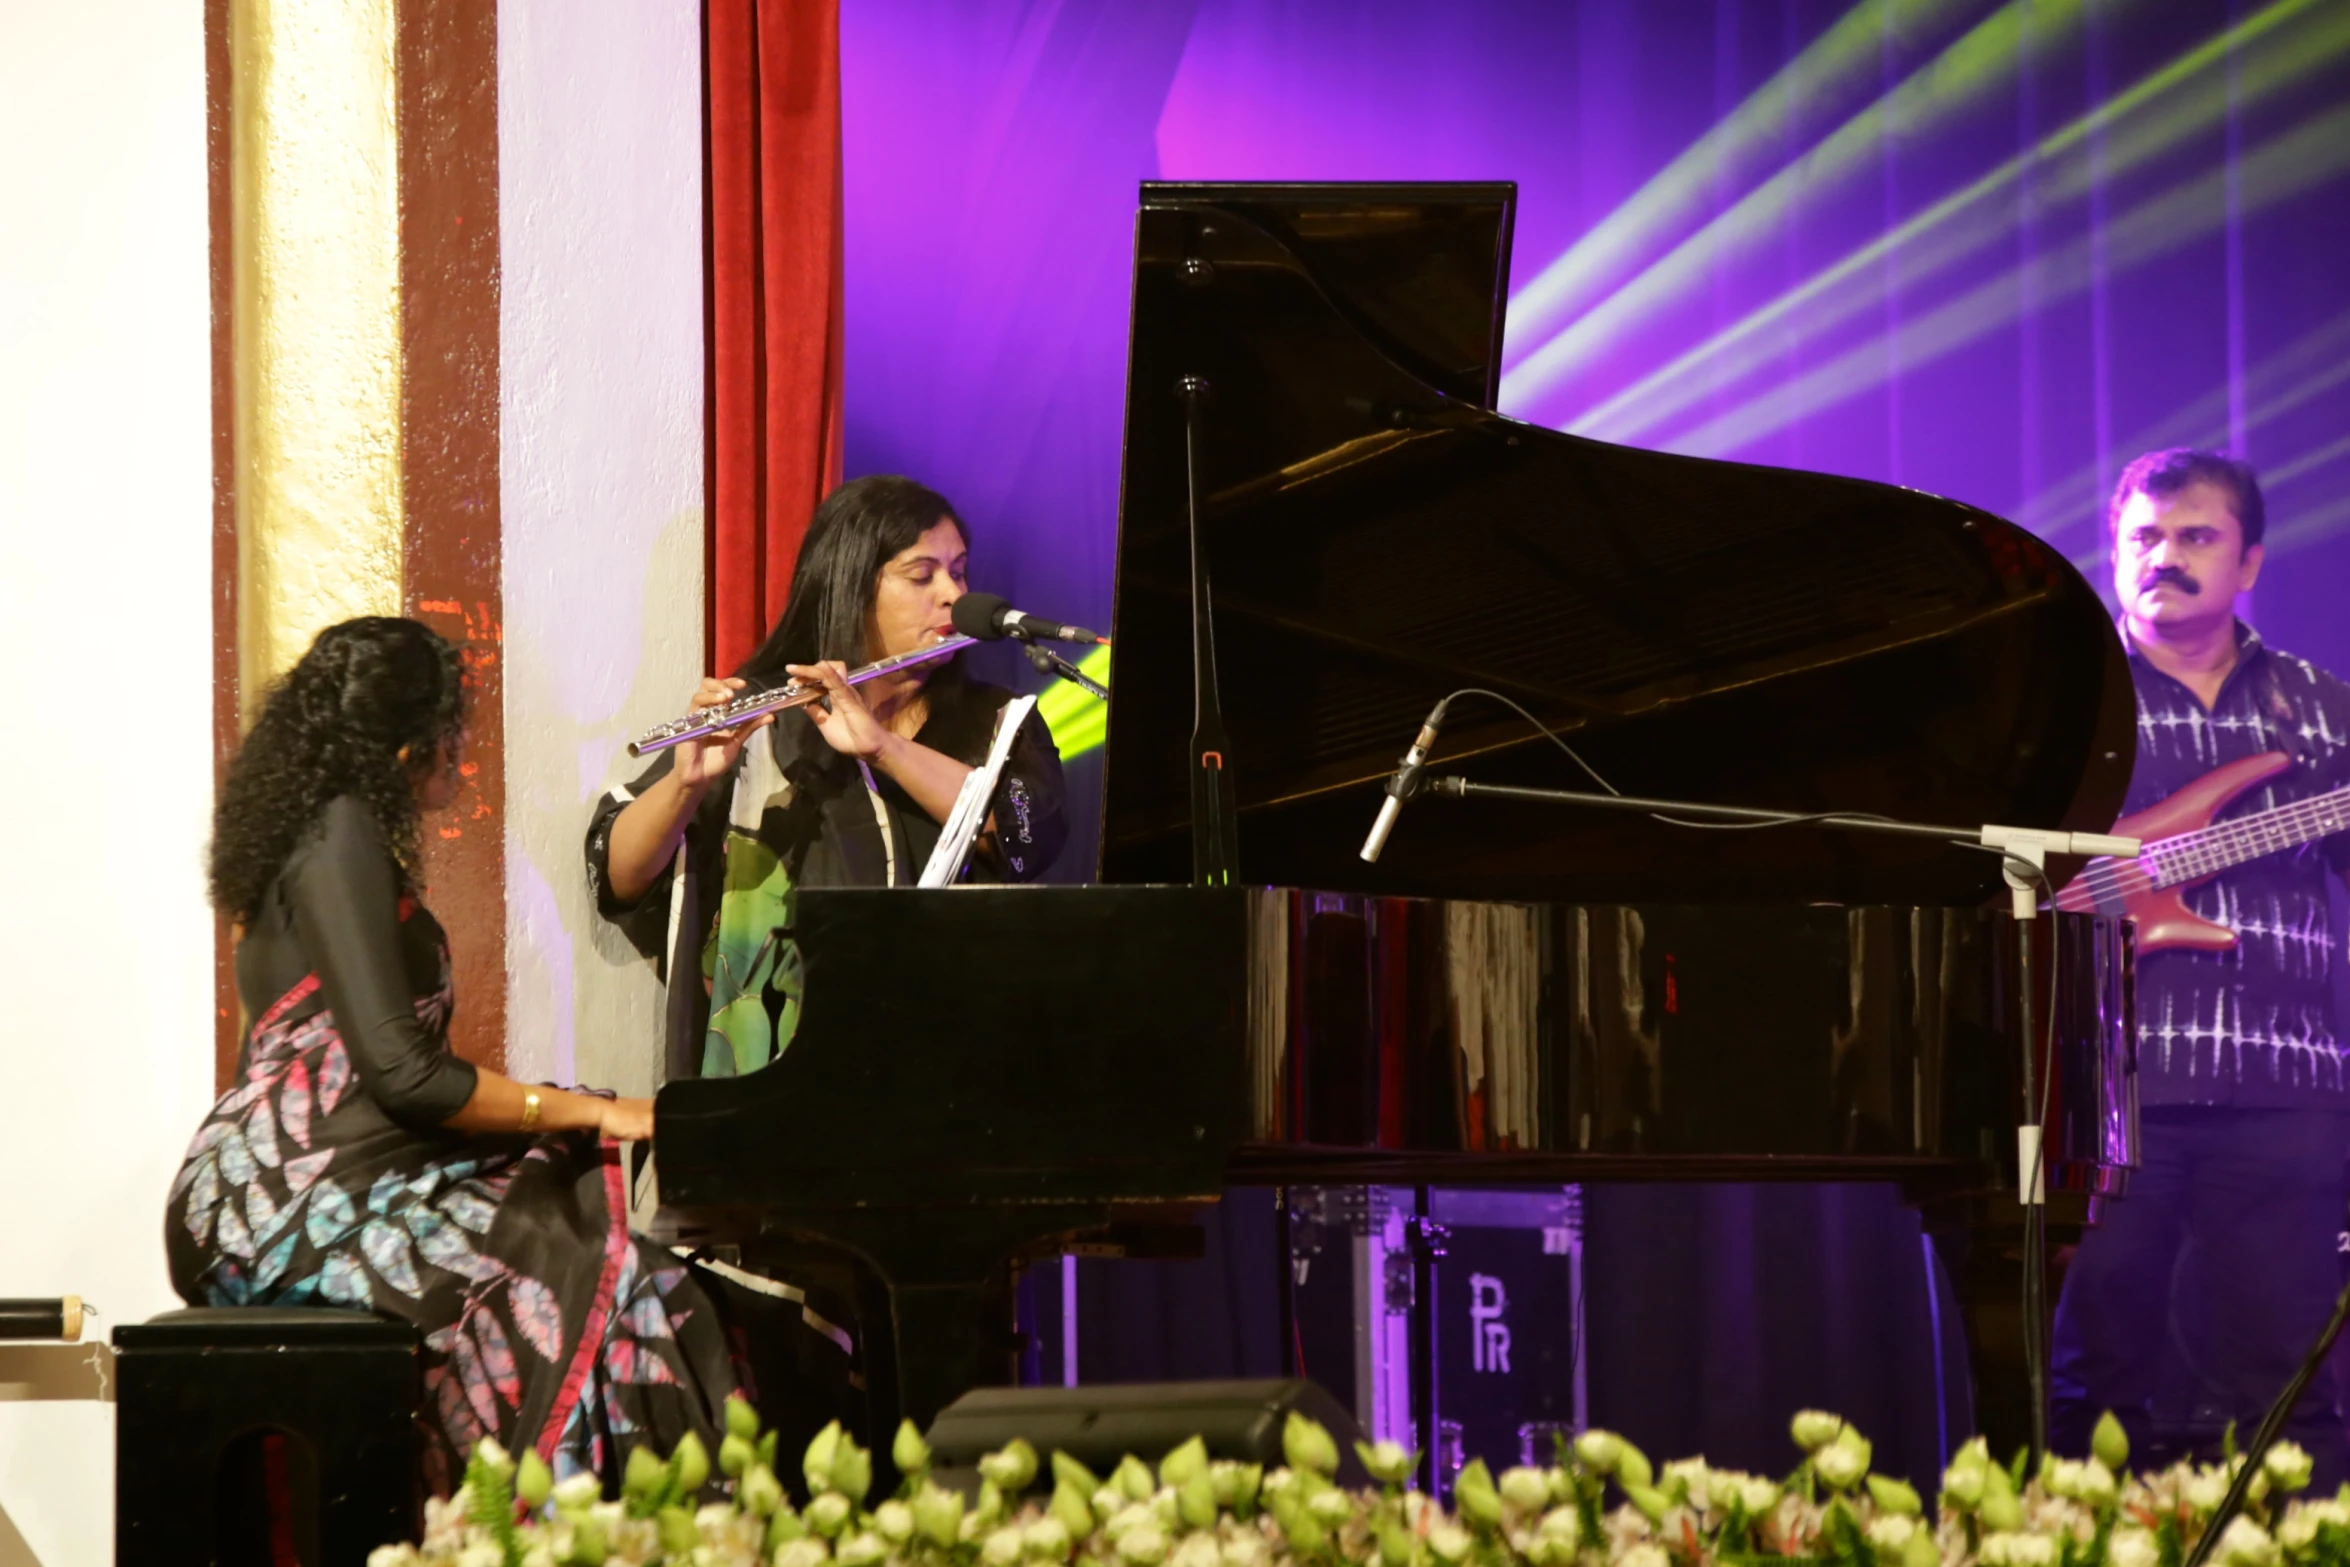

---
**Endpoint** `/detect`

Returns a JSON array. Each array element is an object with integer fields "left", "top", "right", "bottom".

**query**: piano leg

[
  {"left": 751, "top": 1205, "right": 1117, "bottom": 1448},
  {"left": 1916, "top": 1192, "right": 2093, "bottom": 1462}
]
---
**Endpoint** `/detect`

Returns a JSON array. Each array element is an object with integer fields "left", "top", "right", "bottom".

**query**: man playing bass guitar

[{"left": 2052, "top": 449, "right": 2350, "bottom": 1482}]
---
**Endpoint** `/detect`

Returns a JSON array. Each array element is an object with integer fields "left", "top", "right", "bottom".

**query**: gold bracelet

[{"left": 519, "top": 1090, "right": 541, "bottom": 1134}]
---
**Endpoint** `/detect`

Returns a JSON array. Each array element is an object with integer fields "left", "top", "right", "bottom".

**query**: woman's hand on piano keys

[{"left": 598, "top": 1097, "right": 656, "bottom": 1143}]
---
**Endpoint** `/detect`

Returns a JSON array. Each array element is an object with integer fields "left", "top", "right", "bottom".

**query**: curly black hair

[{"left": 209, "top": 616, "right": 468, "bottom": 922}]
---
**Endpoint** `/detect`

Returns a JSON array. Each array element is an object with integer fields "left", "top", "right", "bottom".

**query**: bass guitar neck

[{"left": 2052, "top": 751, "right": 2350, "bottom": 954}]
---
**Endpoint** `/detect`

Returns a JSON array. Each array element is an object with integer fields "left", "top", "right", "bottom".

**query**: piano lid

[{"left": 1099, "top": 181, "right": 2136, "bottom": 906}]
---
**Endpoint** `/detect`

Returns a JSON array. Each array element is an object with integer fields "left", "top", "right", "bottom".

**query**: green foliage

[
  {"left": 462, "top": 1458, "right": 523, "bottom": 1567},
  {"left": 396, "top": 1404, "right": 2350, "bottom": 1567}
]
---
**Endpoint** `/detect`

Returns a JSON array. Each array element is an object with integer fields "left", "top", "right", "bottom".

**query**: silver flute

[{"left": 627, "top": 635, "right": 977, "bottom": 756}]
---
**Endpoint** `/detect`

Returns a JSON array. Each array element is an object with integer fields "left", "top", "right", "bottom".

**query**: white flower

[
  {"left": 1307, "top": 1489, "right": 1353, "bottom": 1526},
  {"left": 1105, "top": 1503, "right": 1155, "bottom": 1544},
  {"left": 1220, "top": 1532, "right": 1268, "bottom": 1567},
  {"left": 1538, "top": 1505, "right": 1580, "bottom": 1546},
  {"left": 1362, "top": 1442, "right": 1413, "bottom": 1485},
  {"left": 1575, "top": 1431, "right": 1624, "bottom": 1473},
  {"left": 2268, "top": 1444, "right": 2316, "bottom": 1493},
  {"left": 2110, "top": 1527, "right": 2160, "bottom": 1567},
  {"left": 838, "top": 1531, "right": 889, "bottom": 1567},
  {"left": 2280, "top": 1513, "right": 2322, "bottom": 1553},
  {"left": 457, "top": 1544, "right": 504, "bottom": 1567},
  {"left": 2046, "top": 1460, "right": 2086, "bottom": 1500},
  {"left": 1095, "top": 1487, "right": 1130, "bottom": 1525},
  {"left": 1025, "top": 1518, "right": 1074, "bottom": 1560},
  {"left": 2188, "top": 1469, "right": 2232, "bottom": 1514},
  {"left": 1866, "top": 1516, "right": 1918, "bottom": 1551},
  {"left": 1739, "top": 1477, "right": 1781, "bottom": 1515},
  {"left": 368, "top": 1548, "right": 423, "bottom": 1567},
  {"left": 1980, "top": 1531, "right": 2058, "bottom": 1567},
  {"left": 1170, "top": 1532, "right": 1222, "bottom": 1567},
  {"left": 983, "top": 1526, "right": 1027, "bottom": 1567},
  {"left": 805, "top": 1493, "right": 852, "bottom": 1538},
  {"left": 1116, "top": 1523, "right": 1170, "bottom": 1566},
  {"left": 874, "top": 1501, "right": 915, "bottom": 1545},
  {"left": 2219, "top": 1517, "right": 2280, "bottom": 1567},
  {"left": 518, "top": 1545, "right": 554, "bottom": 1567},
  {"left": 1502, "top": 1466, "right": 1552, "bottom": 1511},
  {"left": 776, "top": 1540, "right": 831, "bottom": 1567},
  {"left": 1816, "top": 1440, "right": 1869, "bottom": 1490},
  {"left": 1622, "top": 1544, "right": 1672, "bottom": 1567},
  {"left": 1941, "top": 1462, "right": 1985, "bottom": 1508},
  {"left": 2078, "top": 1460, "right": 2119, "bottom": 1506},
  {"left": 551, "top": 1472, "right": 602, "bottom": 1510},
  {"left": 1428, "top": 1523, "right": 1473, "bottom": 1563},
  {"left": 1791, "top": 1412, "right": 1847, "bottom": 1452},
  {"left": 1661, "top": 1459, "right": 1710, "bottom": 1499}
]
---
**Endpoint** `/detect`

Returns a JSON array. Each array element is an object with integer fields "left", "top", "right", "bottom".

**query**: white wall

[
  {"left": 499, "top": 0, "right": 705, "bottom": 1097},
  {"left": 0, "top": 2, "right": 217, "bottom": 1562}
]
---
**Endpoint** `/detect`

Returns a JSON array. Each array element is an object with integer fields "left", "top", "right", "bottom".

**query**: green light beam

[
  {"left": 1500, "top": 0, "right": 2110, "bottom": 418},
  {"left": 1662, "top": 103, "right": 2350, "bottom": 460},
  {"left": 1034, "top": 644, "right": 1111, "bottom": 761},
  {"left": 1501, "top": 0, "right": 1978, "bottom": 366},
  {"left": 2016, "top": 312, "right": 2350, "bottom": 539},
  {"left": 1568, "top": 0, "right": 2346, "bottom": 447}
]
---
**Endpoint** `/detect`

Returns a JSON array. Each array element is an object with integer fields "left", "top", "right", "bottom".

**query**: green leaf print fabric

[{"left": 699, "top": 828, "right": 804, "bottom": 1077}]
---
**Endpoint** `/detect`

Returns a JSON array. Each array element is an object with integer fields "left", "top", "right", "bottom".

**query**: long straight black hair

[{"left": 737, "top": 475, "right": 968, "bottom": 686}]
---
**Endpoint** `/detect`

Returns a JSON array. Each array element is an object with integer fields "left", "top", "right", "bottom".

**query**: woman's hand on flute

[
  {"left": 605, "top": 678, "right": 769, "bottom": 904},
  {"left": 788, "top": 662, "right": 893, "bottom": 760},
  {"left": 673, "top": 677, "right": 772, "bottom": 788}
]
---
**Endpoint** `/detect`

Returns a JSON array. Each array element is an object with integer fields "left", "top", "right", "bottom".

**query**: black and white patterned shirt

[{"left": 2122, "top": 621, "right": 2350, "bottom": 1108}]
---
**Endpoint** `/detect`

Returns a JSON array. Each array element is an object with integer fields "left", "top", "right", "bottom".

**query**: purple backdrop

[{"left": 839, "top": 0, "right": 2350, "bottom": 1480}]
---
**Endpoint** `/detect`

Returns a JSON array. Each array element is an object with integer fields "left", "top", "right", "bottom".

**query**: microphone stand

[
  {"left": 1011, "top": 631, "right": 1109, "bottom": 700},
  {"left": 1413, "top": 773, "right": 2139, "bottom": 1463}
]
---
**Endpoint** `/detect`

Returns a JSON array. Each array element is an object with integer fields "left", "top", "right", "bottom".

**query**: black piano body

[{"left": 655, "top": 182, "right": 2140, "bottom": 1457}]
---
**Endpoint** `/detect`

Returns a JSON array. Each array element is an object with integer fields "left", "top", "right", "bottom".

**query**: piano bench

[{"left": 112, "top": 1306, "right": 421, "bottom": 1567}]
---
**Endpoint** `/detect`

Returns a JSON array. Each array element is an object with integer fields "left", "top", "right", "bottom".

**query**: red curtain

[{"left": 706, "top": 0, "right": 846, "bottom": 676}]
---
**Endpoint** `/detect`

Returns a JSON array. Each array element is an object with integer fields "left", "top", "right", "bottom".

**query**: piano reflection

[{"left": 652, "top": 181, "right": 2140, "bottom": 1464}]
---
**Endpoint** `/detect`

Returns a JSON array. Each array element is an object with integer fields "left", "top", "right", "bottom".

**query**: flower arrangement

[{"left": 367, "top": 1398, "right": 2350, "bottom": 1567}]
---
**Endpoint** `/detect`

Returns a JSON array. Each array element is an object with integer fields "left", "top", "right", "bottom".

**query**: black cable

[
  {"left": 2181, "top": 1266, "right": 2350, "bottom": 1567},
  {"left": 1436, "top": 689, "right": 1919, "bottom": 832}
]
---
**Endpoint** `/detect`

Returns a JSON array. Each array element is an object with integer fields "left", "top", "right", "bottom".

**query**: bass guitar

[{"left": 2052, "top": 751, "right": 2350, "bottom": 953}]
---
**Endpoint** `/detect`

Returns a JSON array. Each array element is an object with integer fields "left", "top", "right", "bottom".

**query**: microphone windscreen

[{"left": 951, "top": 592, "right": 1011, "bottom": 640}]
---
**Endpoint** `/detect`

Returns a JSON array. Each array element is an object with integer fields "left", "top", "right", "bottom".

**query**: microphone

[
  {"left": 952, "top": 592, "right": 1109, "bottom": 646},
  {"left": 1359, "top": 697, "right": 1451, "bottom": 863}
]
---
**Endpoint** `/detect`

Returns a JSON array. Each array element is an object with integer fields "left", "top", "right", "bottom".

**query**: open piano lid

[{"left": 1099, "top": 181, "right": 2136, "bottom": 906}]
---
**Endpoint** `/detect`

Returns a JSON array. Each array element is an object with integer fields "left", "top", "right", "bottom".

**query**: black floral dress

[{"left": 166, "top": 797, "right": 736, "bottom": 1492}]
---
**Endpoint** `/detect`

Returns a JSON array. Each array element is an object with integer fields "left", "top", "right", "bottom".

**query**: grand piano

[{"left": 655, "top": 182, "right": 2140, "bottom": 1464}]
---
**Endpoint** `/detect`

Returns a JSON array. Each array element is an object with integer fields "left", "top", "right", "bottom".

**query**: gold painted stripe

[{"left": 230, "top": 0, "right": 404, "bottom": 721}]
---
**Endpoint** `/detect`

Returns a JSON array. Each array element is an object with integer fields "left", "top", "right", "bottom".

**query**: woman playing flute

[{"left": 586, "top": 475, "right": 1068, "bottom": 1081}]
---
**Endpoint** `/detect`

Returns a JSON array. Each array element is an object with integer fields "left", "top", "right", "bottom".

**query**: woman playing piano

[
  {"left": 170, "top": 616, "right": 737, "bottom": 1492},
  {"left": 586, "top": 474, "right": 1068, "bottom": 1081}
]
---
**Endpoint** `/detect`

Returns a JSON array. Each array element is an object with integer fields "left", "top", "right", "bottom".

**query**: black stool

[{"left": 114, "top": 1307, "right": 420, "bottom": 1566}]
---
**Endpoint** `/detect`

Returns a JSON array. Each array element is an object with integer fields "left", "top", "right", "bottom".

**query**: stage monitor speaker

[{"left": 925, "top": 1379, "right": 1369, "bottom": 1488}]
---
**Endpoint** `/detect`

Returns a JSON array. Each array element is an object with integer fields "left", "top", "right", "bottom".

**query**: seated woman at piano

[
  {"left": 587, "top": 474, "right": 1068, "bottom": 1080},
  {"left": 171, "top": 616, "right": 737, "bottom": 1493}
]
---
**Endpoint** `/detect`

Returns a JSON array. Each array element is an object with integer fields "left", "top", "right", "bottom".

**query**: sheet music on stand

[{"left": 918, "top": 695, "right": 1039, "bottom": 888}]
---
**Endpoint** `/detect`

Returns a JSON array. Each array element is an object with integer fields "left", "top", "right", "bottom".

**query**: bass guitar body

[{"left": 2054, "top": 751, "right": 2292, "bottom": 954}]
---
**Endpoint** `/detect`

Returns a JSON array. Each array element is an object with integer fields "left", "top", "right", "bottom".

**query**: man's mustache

[{"left": 2139, "top": 565, "right": 2200, "bottom": 596}]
